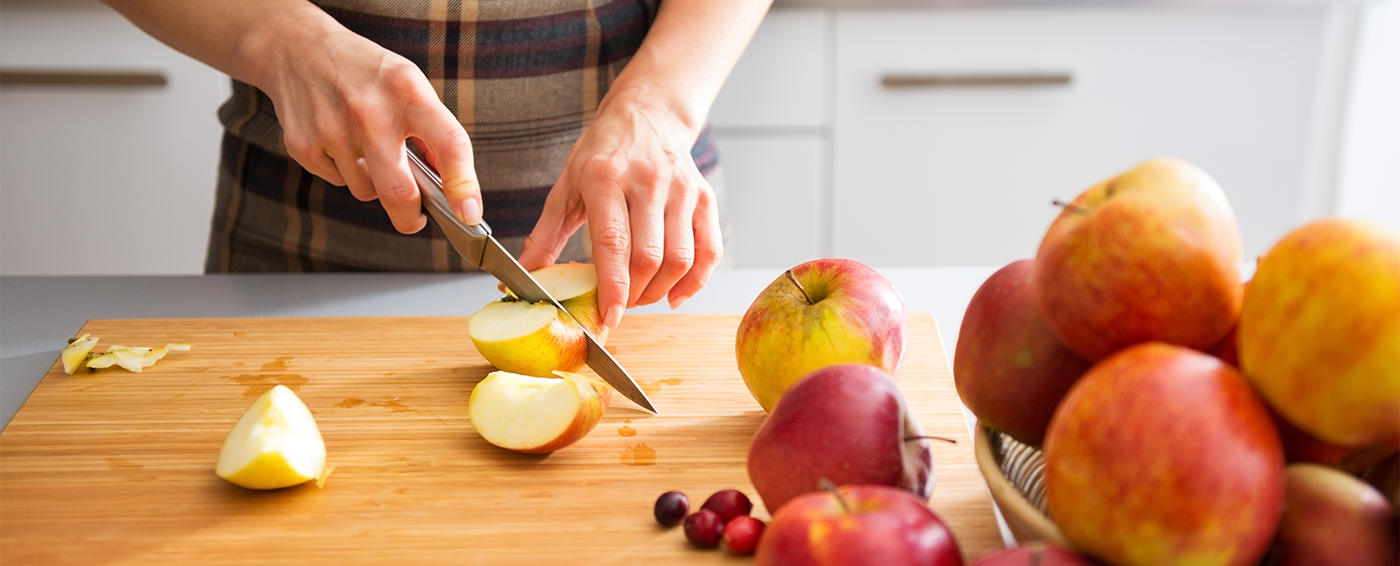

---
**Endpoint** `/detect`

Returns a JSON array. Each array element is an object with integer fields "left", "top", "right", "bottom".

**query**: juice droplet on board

[
  {"left": 336, "top": 398, "right": 365, "bottom": 408},
  {"left": 618, "top": 419, "right": 636, "bottom": 437},
  {"left": 619, "top": 443, "right": 656, "bottom": 466},
  {"left": 639, "top": 378, "right": 682, "bottom": 395}
]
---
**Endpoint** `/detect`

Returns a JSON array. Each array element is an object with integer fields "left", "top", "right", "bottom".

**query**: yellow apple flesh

[
  {"left": 215, "top": 384, "right": 326, "bottom": 490},
  {"left": 1239, "top": 219, "right": 1400, "bottom": 447},
  {"left": 468, "top": 370, "right": 612, "bottom": 454}
]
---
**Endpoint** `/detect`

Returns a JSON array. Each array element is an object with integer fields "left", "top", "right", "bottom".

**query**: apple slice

[
  {"left": 470, "top": 263, "right": 608, "bottom": 376},
  {"left": 468, "top": 370, "right": 612, "bottom": 454},
  {"left": 215, "top": 384, "right": 326, "bottom": 490},
  {"left": 86, "top": 343, "right": 191, "bottom": 373},
  {"left": 61, "top": 334, "right": 100, "bottom": 374}
]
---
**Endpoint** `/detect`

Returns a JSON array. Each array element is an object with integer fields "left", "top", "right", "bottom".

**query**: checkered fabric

[{"left": 207, "top": 0, "right": 722, "bottom": 272}]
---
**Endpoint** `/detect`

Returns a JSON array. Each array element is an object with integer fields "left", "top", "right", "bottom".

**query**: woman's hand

[
  {"left": 251, "top": 9, "right": 482, "bottom": 231},
  {"left": 517, "top": 87, "right": 724, "bottom": 329}
]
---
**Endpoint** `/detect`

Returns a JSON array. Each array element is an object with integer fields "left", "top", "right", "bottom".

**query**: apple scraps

[{"left": 60, "top": 334, "right": 192, "bottom": 374}]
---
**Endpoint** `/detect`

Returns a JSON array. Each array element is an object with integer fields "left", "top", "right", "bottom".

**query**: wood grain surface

[{"left": 1, "top": 313, "right": 1001, "bottom": 564}]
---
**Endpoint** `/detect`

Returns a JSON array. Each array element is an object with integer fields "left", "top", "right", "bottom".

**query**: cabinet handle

[
  {"left": 0, "top": 70, "right": 167, "bottom": 87},
  {"left": 881, "top": 72, "right": 1071, "bottom": 88}
]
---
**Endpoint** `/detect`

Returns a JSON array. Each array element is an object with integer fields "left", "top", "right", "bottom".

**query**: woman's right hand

[{"left": 249, "top": 9, "right": 483, "bottom": 231}]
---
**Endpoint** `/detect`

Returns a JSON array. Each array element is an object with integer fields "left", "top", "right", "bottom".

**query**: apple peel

[
  {"left": 87, "top": 343, "right": 192, "bottom": 373},
  {"left": 60, "top": 334, "right": 100, "bottom": 374}
]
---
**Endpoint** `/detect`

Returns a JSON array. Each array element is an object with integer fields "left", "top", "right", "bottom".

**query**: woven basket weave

[{"left": 972, "top": 424, "right": 1074, "bottom": 547}]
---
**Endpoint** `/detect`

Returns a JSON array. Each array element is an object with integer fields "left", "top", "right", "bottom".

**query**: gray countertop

[{"left": 0, "top": 267, "right": 998, "bottom": 427}]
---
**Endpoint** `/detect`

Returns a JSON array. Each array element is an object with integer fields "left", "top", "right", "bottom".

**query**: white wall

[{"left": 1334, "top": 0, "right": 1400, "bottom": 234}]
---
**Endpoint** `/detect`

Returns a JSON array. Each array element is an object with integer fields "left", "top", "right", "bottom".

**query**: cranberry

[
  {"left": 683, "top": 509, "right": 725, "bottom": 548},
  {"left": 700, "top": 489, "right": 753, "bottom": 522},
  {"left": 653, "top": 490, "right": 690, "bottom": 528}
]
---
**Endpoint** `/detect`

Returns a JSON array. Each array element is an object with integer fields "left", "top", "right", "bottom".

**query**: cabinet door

[
  {"left": 710, "top": 8, "right": 829, "bottom": 130},
  {"left": 832, "top": 8, "right": 1327, "bottom": 266},
  {"left": 1, "top": 2, "right": 226, "bottom": 275},
  {"left": 713, "top": 135, "right": 826, "bottom": 269}
]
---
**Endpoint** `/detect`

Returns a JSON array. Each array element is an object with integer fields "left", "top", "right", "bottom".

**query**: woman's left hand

[{"left": 517, "top": 87, "right": 723, "bottom": 330}]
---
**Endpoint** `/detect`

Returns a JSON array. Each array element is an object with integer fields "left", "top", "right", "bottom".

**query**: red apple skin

[
  {"left": 736, "top": 258, "right": 908, "bottom": 412},
  {"left": 954, "top": 259, "right": 1092, "bottom": 446},
  {"left": 747, "top": 364, "right": 933, "bottom": 515},
  {"left": 1044, "top": 343, "right": 1284, "bottom": 566},
  {"left": 1261, "top": 464, "right": 1399, "bottom": 566},
  {"left": 1034, "top": 157, "right": 1243, "bottom": 361},
  {"left": 971, "top": 543, "right": 1101, "bottom": 566},
  {"left": 754, "top": 484, "right": 963, "bottom": 566},
  {"left": 1239, "top": 219, "right": 1400, "bottom": 447}
]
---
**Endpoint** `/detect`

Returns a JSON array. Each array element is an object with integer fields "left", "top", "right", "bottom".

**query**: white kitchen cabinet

[
  {"left": 1, "top": 1, "right": 227, "bottom": 276},
  {"left": 713, "top": 134, "right": 827, "bottom": 269},
  {"left": 831, "top": 8, "right": 1330, "bottom": 266}
]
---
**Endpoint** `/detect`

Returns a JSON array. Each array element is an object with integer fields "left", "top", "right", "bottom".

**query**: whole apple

[
  {"left": 754, "top": 484, "right": 963, "bottom": 566},
  {"left": 736, "top": 258, "right": 907, "bottom": 412},
  {"left": 971, "top": 543, "right": 1099, "bottom": 566},
  {"left": 1044, "top": 343, "right": 1284, "bottom": 566},
  {"left": 1034, "top": 157, "right": 1243, "bottom": 361},
  {"left": 1239, "top": 218, "right": 1400, "bottom": 447},
  {"left": 747, "top": 364, "right": 932, "bottom": 514},
  {"left": 1261, "top": 464, "right": 1399, "bottom": 566},
  {"left": 954, "top": 259, "right": 1091, "bottom": 446}
]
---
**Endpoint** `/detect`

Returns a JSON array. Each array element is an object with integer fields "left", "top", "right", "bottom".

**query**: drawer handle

[
  {"left": 0, "top": 70, "right": 167, "bottom": 87},
  {"left": 881, "top": 72, "right": 1071, "bottom": 88}
]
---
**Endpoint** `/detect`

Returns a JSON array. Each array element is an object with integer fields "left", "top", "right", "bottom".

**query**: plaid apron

[{"left": 206, "top": 0, "right": 723, "bottom": 272}]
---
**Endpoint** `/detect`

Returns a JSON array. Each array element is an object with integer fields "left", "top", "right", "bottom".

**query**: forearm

[
  {"left": 99, "top": 0, "right": 343, "bottom": 90},
  {"left": 601, "top": 0, "right": 774, "bottom": 139}
]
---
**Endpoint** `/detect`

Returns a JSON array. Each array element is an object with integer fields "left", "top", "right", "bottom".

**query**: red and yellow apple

[
  {"left": 1044, "top": 343, "right": 1284, "bottom": 566},
  {"left": 972, "top": 543, "right": 1100, "bottom": 566},
  {"left": 954, "top": 259, "right": 1091, "bottom": 446},
  {"left": 747, "top": 364, "right": 932, "bottom": 514},
  {"left": 467, "top": 370, "right": 611, "bottom": 454},
  {"left": 736, "top": 258, "right": 907, "bottom": 412},
  {"left": 1262, "top": 463, "right": 1399, "bottom": 566},
  {"left": 1034, "top": 157, "right": 1243, "bottom": 361},
  {"left": 1239, "top": 219, "right": 1400, "bottom": 447},
  {"left": 468, "top": 263, "right": 607, "bottom": 377},
  {"left": 754, "top": 484, "right": 962, "bottom": 566}
]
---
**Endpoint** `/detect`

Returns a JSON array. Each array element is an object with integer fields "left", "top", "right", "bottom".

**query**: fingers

[
  {"left": 580, "top": 158, "right": 632, "bottom": 330},
  {"left": 519, "top": 176, "right": 588, "bottom": 272},
  {"left": 667, "top": 185, "right": 723, "bottom": 309},
  {"left": 406, "top": 101, "right": 480, "bottom": 225},
  {"left": 632, "top": 176, "right": 697, "bottom": 308},
  {"left": 362, "top": 139, "right": 426, "bottom": 234}
]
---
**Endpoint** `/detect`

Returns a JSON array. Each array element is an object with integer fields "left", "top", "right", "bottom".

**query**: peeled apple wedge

[
  {"left": 469, "top": 371, "right": 612, "bottom": 454},
  {"left": 215, "top": 385, "right": 326, "bottom": 490},
  {"left": 469, "top": 263, "right": 608, "bottom": 376},
  {"left": 61, "top": 334, "right": 99, "bottom": 374}
]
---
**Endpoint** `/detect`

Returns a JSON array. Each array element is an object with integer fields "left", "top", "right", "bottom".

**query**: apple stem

[
  {"left": 785, "top": 269, "right": 814, "bottom": 305},
  {"left": 904, "top": 435, "right": 957, "bottom": 445},
  {"left": 1051, "top": 199, "right": 1089, "bottom": 215},
  {"left": 818, "top": 478, "right": 851, "bottom": 515}
]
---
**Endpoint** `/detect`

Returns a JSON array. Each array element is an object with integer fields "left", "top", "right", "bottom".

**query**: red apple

[
  {"left": 1261, "top": 464, "right": 1399, "bottom": 566},
  {"left": 1034, "top": 157, "right": 1243, "bottom": 361},
  {"left": 736, "top": 258, "right": 907, "bottom": 412},
  {"left": 972, "top": 543, "right": 1100, "bottom": 565},
  {"left": 747, "top": 364, "right": 933, "bottom": 514},
  {"left": 755, "top": 484, "right": 963, "bottom": 566},
  {"left": 1239, "top": 218, "right": 1400, "bottom": 447},
  {"left": 1044, "top": 343, "right": 1284, "bottom": 566},
  {"left": 954, "top": 259, "right": 1091, "bottom": 446}
]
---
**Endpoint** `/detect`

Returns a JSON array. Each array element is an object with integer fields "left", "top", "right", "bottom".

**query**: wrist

[
  {"left": 597, "top": 84, "right": 705, "bottom": 145},
  {"left": 233, "top": 3, "right": 343, "bottom": 92}
]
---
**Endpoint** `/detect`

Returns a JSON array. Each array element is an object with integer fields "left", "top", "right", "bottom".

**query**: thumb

[{"left": 518, "top": 178, "right": 587, "bottom": 271}]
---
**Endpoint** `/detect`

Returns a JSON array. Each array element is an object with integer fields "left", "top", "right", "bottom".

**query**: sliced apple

[
  {"left": 470, "top": 263, "right": 608, "bottom": 376},
  {"left": 87, "top": 343, "right": 191, "bottom": 373},
  {"left": 215, "top": 384, "right": 326, "bottom": 490},
  {"left": 61, "top": 334, "right": 100, "bottom": 374},
  {"left": 468, "top": 370, "right": 612, "bottom": 454}
]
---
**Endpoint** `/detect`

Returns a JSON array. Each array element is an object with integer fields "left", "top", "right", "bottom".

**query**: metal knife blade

[{"left": 406, "top": 144, "right": 657, "bottom": 414}]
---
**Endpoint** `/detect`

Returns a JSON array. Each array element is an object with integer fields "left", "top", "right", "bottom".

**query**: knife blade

[{"left": 405, "top": 143, "right": 657, "bottom": 414}]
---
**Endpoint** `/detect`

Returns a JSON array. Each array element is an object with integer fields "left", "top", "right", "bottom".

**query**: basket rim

[{"left": 972, "top": 423, "right": 1073, "bottom": 548}]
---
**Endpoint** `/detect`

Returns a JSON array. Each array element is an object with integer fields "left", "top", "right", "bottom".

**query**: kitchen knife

[{"left": 405, "top": 143, "right": 657, "bottom": 415}]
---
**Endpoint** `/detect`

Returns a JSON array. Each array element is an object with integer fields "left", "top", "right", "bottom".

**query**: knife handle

[{"left": 405, "top": 142, "right": 492, "bottom": 240}]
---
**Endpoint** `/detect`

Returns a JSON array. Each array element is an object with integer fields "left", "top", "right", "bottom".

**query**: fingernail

[
  {"left": 604, "top": 306, "right": 623, "bottom": 329},
  {"left": 668, "top": 294, "right": 692, "bottom": 310},
  {"left": 456, "top": 198, "right": 482, "bottom": 225}
]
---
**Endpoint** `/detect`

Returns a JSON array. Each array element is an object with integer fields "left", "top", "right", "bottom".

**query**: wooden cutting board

[{"left": 1, "top": 313, "right": 1001, "bottom": 564}]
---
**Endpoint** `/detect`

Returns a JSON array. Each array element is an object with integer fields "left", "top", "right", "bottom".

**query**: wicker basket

[{"left": 972, "top": 424, "right": 1074, "bottom": 548}]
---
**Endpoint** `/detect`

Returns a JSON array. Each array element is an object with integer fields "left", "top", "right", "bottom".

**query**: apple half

[
  {"left": 469, "top": 263, "right": 608, "bottom": 377},
  {"left": 468, "top": 370, "right": 612, "bottom": 454},
  {"left": 215, "top": 384, "right": 326, "bottom": 490}
]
